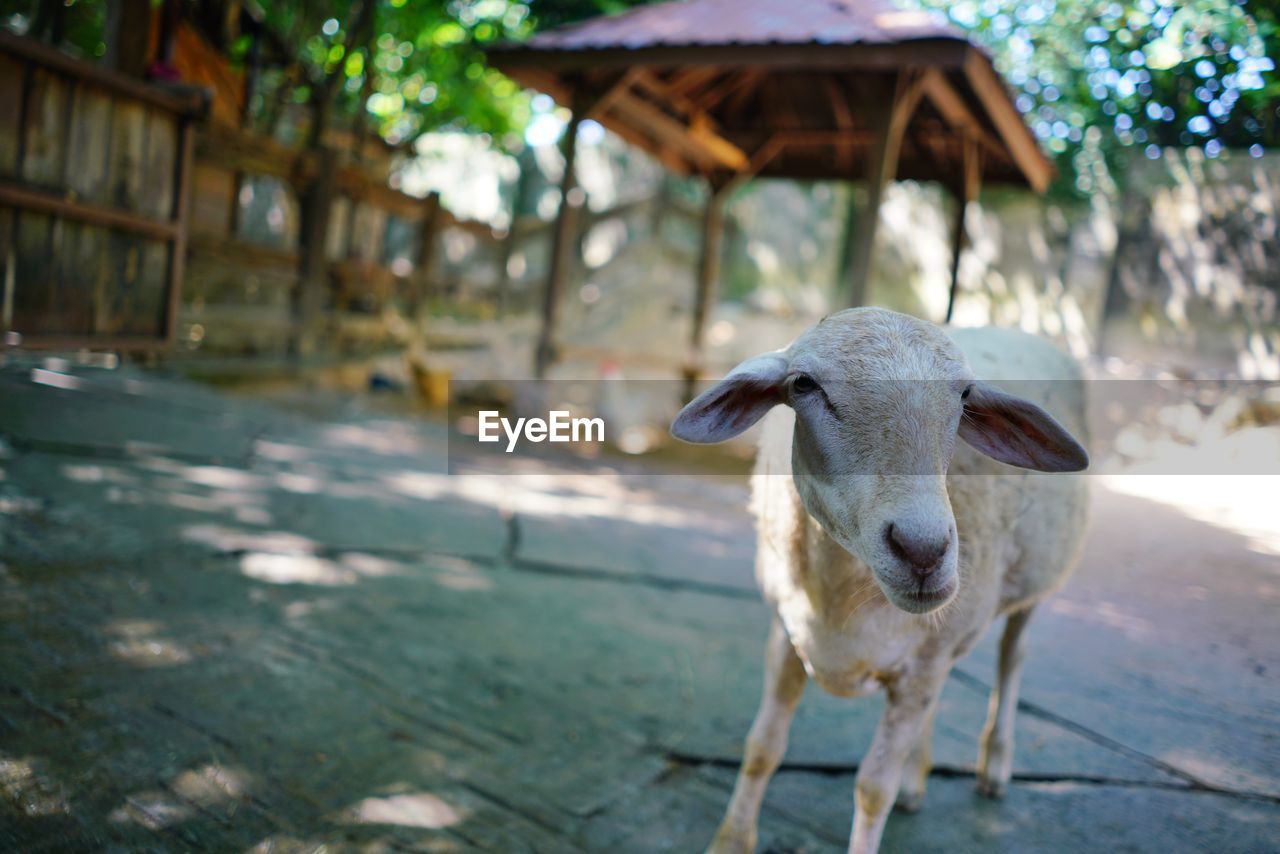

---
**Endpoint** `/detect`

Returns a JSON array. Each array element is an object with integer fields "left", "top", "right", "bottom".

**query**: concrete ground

[{"left": 0, "top": 360, "right": 1277, "bottom": 853}]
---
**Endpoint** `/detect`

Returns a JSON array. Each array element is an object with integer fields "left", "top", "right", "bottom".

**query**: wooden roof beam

[
  {"left": 663, "top": 66, "right": 723, "bottom": 98},
  {"left": 919, "top": 68, "right": 1004, "bottom": 159},
  {"left": 961, "top": 50, "right": 1052, "bottom": 193},
  {"left": 692, "top": 68, "right": 765, "bottom": 114},
  {"left": 608, "top": 92, "right": 750, "bottom": 173}
]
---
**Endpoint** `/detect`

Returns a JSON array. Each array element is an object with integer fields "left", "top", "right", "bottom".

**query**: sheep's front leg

[
  {"left": 708, "top": 618, "right": 806, "bottom": 854},
  {"left": 848, "top": 667, "right": 947, "bottom": 854},
  {"left": 893, "top": 700, "right": 937, "bottom": 813},
  {"left": 977, "top": 605, "right": 1034, "bottom": 798}
]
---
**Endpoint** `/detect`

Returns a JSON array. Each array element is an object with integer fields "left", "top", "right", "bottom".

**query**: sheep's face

[
  {"left": 784, "top": 310, "right": 969, "bottom": 613},
  {"left": 671, "top": 308, "right": 1088, "bottom": 615}
]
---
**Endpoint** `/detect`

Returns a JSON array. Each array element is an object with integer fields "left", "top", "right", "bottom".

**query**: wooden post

[
  {"left": 945, "top": 133, "right": 981, "bottom": 324},
  {"left": 103, "top": 0, "right": 151, "bottom": 77},
  {"left": 534, "top": 110, "right": 583, "bottom": 378},
  {"left": 293, "top": 147, "right": 338, "bottom": 356},
  {"left": 495, "top": 144, "right": 536, "bottom": 317},
  {"left": 164, "top": 119, "right": 195, "bottom": 346},
  {"left": 842, "top": 73, "right": 923, "bottom": 307},
  {"left": 415, "top": 191, "right": 441, "bottom": 311},
  {"left": 683, "top": 186, "right": 727, "bottom": 402}
]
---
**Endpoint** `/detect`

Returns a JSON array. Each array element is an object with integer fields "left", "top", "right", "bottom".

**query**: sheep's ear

[
  {"left": 959, "top": 382, "right": 1089, "bottom": 472},
  {"left": 671, "top": 352, "right": 788, "bottom": 444}
]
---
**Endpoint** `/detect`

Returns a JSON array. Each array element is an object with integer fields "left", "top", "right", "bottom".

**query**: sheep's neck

[{"left": 800, "top": 513, "right": 888, "bottom": 628}]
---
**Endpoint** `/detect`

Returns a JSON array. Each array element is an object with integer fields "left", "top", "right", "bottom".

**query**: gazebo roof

[{"left": 488, "top": 0, "right": 1052, "bottom": 192}]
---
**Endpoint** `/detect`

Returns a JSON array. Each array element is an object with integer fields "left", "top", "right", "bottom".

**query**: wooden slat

[{"left": 0, "top": 181, "right": 179, "bottom": 240}]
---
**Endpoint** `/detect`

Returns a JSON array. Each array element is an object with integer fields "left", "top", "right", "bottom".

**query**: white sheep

[{"left": 671, "top": 307, "right": 1090, "bottom": 854}]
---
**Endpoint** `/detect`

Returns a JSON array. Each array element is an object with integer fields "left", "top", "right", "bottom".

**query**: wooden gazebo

[{"left": 487, "top": 0, "right": 1052, "bottom": 381}]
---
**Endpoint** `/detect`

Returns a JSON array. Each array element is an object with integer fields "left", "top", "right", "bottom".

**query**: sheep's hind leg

[
  {"left": 976, "top": 605, "right": 1034, "bottom": 799},
  {"left": 707, "top": 618, "right": 807, "bottom": 854}
]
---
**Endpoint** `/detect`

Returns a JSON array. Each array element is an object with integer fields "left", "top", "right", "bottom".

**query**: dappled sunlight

[
  {"left": 252, "top": 439, "right": 312, "bottom": 462},
  {"left": 429, "top": 555, "right": 495, "bottom": 592},
  {"left": 109, "top": 792, "right": 190, "bottom": 831},
  {"left": 0, "top": 755, "right": 69, "bottom": 817},
  {"left": 322, "top": 421, "right": 431, "bottom": 457},
  {"left": 184, "top": 524, "right": 320, "bottom": 555},
  {"left": 1101, "top": 475, "right": 1280, "bottom": 557},
  {"left": 346, "top": 791, "right": 465, "bottom": 829},
  {"left": 62, "top": 463, "right": 141, "bottom": 485},
  {"left": 105, "top": 620, "right": 194, "bottom": 667},
  {"left": 182, "top": 466, "right": 270, "bottom": 491},
  {"left": 108, "top": 764, "right": 253, "bottom": 831},
  {"left": 385, "top": 469, "right": 732, "bottom": 532},
  {"left": 238, "top": 550, "right": 408, "bottom": 586},
  {"left": 240, "top": 550, "right": 355, "bottom": 583},
  {"left": 169, "top": 764, "right": 251, "bottom": 806}
]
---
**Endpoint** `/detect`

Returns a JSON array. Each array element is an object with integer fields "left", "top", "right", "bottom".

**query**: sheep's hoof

[
  {"left": 894, "top": 789, "right": 924, "bottom": 813},
  {"left": 975, "top": 774, "right": 1007, "bottom": 800}
]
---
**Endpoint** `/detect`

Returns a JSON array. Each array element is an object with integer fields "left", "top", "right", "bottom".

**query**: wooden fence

[
  {"left": 0, "top": 30, "right": 690, "bottom": 361},
  {"left": 0, "top": 30, "right": 203, "bottom": 350}
]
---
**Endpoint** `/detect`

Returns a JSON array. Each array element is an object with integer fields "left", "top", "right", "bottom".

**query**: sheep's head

[{"left": 671, "top": 308, "right": 1088, "bottom": 615}]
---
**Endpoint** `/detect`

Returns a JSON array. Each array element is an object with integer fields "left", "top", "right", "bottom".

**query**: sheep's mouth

[{"left": 884, "top": 575, "right": 957, "bottom": 614}]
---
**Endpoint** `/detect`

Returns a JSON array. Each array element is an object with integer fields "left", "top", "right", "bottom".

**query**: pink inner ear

[{"left": 959, "top": 387, "right": 1088, "bottom": 472}]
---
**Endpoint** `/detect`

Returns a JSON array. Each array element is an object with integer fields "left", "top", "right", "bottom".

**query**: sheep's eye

[
  {"left": 791, "top": 374, "right": 818, "bottom": 394},
  {"left": 961, "top": 385, "right": 973, "bottom": 401}
]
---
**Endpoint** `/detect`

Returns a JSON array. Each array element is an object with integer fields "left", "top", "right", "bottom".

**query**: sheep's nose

[{"left": 885, "top": 522, "right": 950, "bottom": 577}]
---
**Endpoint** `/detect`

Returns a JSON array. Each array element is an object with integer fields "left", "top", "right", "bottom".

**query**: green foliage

[
  {"left": 911, "top": 0, "right": 1278, "bottom": 196},
  {"left": 244, "top": 0, "right": 537, "bottom": 146}
]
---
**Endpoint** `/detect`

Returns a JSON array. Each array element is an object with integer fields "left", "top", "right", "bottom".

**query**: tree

[{"left": 911, "top": 0, "right": 1279, "bottom": 196}]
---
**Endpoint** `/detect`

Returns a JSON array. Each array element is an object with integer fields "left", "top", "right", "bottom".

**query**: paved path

[{"left": 0, "top": 361, "right": 1276, "bottom": 852}]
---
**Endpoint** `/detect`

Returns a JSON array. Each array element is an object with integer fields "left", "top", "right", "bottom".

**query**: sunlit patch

[
  {"left": 274, "top": 472, "right": 326, "bottom": 494},
  {"left": 109, "top": 792, "right": 190, "bottom": 830},
  {"left": 435, "top": 570, "right": 493, "bottom": 592},
  {"left": 234, "top": 506, "right": 273, "bottom": 525},
  {"left": 246, "top": 835, "right": 330, "bottom": 853},
  {"left": 0, "top": 755, "right": 70, "bottom": 816},
  {"left": 183, "top": 466, "right": 268, "bottom": 491},
  {"left": 183, "top": 524, "right": 320, "bottom": 555},
  {"left": 169, "top": 764, "right": 250, "bottom": 805},
  {"left": 283, "top": 598, "right": 338, "bottom": 620},
  {"left": 384, "top": 470, "right": 731, "bottom": 531},
  {"left": 30, "top": 368, "right": 84, "bottom": 391},
  {"left": 1101, "top": 475, "right": 1280, "bottom": 557},
  {"left": 253, "top": 440, "right": 311, "bottom": 462},
  {"left": 339, "top": 552, "right": 403, "bottom": 578},
  {"left": 62, "top": 464, "right": 140, "bottom": 485},
  {"left": 323, "top": 422, "right": 429, "bottom": 456},
  {"left": 109, "top": 638, "right": 192, "bottom": 666},
  {"left": 105, "top": 620, "right": 193, "bottom": 666},
  {"left": 240, "top": 552, "right": 355, "bottom": 586},
  {"left": 0, "top": 496, "right": 41, "bottom": 515},
  {"left": 347, "top": 792, "right": 463, "bottom": 829}
]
